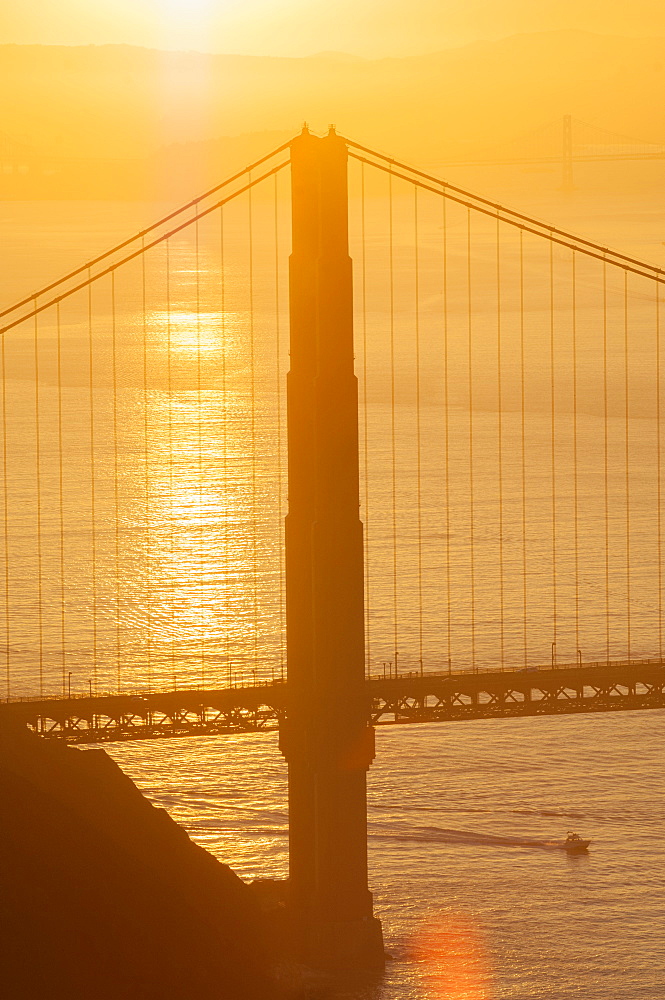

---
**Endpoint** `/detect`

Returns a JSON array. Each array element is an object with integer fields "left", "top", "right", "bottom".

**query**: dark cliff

[{"left": 0, "top": 723, "right": 273, "bottom": 1000}]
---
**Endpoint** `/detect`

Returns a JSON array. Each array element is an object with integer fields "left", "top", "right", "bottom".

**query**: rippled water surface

[{"left": 108, "top": 709, "right": 665, "bottom": 999}]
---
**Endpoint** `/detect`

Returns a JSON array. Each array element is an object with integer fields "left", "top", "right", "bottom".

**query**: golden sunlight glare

[{"left": 162, "top": 0, "right": 216, "bottom": 14}]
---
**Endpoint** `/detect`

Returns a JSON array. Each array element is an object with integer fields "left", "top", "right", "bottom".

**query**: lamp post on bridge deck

[{"left": 279, "top": 125, "right": 384, "bottom": 971}]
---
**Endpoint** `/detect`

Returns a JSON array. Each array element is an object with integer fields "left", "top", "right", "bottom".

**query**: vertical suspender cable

[
  {"left": 249, "top": 178, "right": 259, "bottom": 680},
  {"left": 34, "top": 304, "right": 44, "bottom": 695},
  {"left": 603, "top": 262, "right": 610, "bottom": 663},
  {"left": 166, "top": 239, "right": 175, "bottom": 683},
  {"left": 571, "top": 253, "right": 580, "bottom": 658},
  {"left": 443, "top": 196, "right": 452, "bottom": 671},
  {"left": 657, "top": 284, "right": 663, "bottom": 660},
  {"left": 221, "top": 208, "right": 229, "bottom": 678},
  {"left": 549, "top": 241, "right": 557, "bottom": 661},
  {"left": 1, "top": 323, "right": 8, "bottom": 698},
  {"left": 467, "top": 210, "right": 476, "bottom": 672},
  {"left": 142, "top": 247, "right": 151, "bottom": 691},
  {"left": 624, "top": 272, "right": 631, "bottom": 660},
  {"left": 83, "top": 278, "right": 97, "bottom": 692},
  {"left": 274, "top": 172, "right": 285, "bottom": 680},
  {"left": 195, "top": 216, "right": 204, "bottom": 688},
  {"left": 520, "top": 231, "right": 528, "bottom": 666},
  {"left": 414, "top": 187, "right": 424, "bottom": 674},
  {"left": 111, "top": 272, "right": 121, "bottom": 693},
  {"left": 496, "top": 217, "right": 504, "bottom": 668},
  {"left": 56, "top": 303, "right": 66, "bottom": 695},
  {"left": 389, "top": 171, "right": 398, "bottom": 674},
  {"left": 361, "top": 162, "right": 372, "bottom": 677},
  {"left": 88, "top": 278, "right": 98, "bottom": 694}
]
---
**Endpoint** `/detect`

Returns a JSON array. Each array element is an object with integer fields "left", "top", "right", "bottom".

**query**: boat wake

[{"left": 371, "top": 822, "right": 567, "bottom": 851}]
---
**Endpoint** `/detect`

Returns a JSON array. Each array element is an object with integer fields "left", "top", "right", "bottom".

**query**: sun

[{"left": 161, "top": 0, "right": 215, "bottom": 16}]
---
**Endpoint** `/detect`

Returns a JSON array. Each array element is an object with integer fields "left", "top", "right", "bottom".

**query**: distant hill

[{"left": 1, "top": 31, "right": 664, "bottom": 196}]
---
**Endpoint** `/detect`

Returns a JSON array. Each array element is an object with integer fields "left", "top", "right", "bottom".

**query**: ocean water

[
  {"left": 107, "top": 709, "right": 665, "bottom": 999},
  {"left": 2, "top": 171, "right": 665, "bottom": 996}
]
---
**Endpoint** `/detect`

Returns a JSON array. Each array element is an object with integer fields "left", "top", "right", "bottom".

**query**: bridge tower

[{"left": 279, "top": 126, "right": 384, "bottom": 970}]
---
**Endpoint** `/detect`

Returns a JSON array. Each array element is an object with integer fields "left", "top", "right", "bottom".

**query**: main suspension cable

[
  {"left": 346, "top": 144, "right": 665, "bottom": 281},
  {"left": 0, "top": 161, "right": 290, "bottom": 338},
  {"left": 0, "top": 142, "right": 294, "bottom": 322}
]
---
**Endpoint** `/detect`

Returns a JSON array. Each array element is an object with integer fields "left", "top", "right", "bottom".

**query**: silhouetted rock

[{"left": 0, "top": 721, "right": 274, "bottom": 999}]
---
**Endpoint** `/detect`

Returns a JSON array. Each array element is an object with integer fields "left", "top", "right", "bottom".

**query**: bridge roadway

[{"left": 1, "top": 658, "right": 664, "bottom": 745}]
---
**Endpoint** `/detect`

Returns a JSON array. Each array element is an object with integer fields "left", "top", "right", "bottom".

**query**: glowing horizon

[{"left": 1, "top": 0, "right": 665, "bottom": 59}]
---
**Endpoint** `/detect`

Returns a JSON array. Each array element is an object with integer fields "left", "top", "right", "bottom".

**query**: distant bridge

[{"left": 440, "top": 115, "right": 665, "bottom": 189}]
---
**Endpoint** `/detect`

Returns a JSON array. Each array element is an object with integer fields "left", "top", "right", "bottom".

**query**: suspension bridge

[
  {"left": 4, "top": 655, "right": 664, "bottom": 744},
  {"left": 1, "top": 125, "right": 664, "bottom": 968}
]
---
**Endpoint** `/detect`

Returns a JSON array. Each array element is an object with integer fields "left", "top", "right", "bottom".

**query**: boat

[{"left": 562, "top": 831, "right": 591, "bottom": 853}]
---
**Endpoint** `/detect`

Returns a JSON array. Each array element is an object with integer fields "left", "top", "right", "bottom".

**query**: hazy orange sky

[{"left": 1, "top": 0, "right": 664, "bottom": 57}]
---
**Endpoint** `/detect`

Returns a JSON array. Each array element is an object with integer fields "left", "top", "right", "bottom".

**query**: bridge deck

[{"left": 1, "top": 658, "right": 663, "bottom": 744}]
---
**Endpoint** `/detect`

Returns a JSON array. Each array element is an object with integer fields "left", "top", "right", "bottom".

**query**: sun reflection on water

[{"left": 415, "top": 914, "right": 493, "bottom": 999}]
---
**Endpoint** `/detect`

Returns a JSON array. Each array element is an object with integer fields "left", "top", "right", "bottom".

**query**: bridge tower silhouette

[{"left": 281, "top": 127, "right": 383, "bottom": 968}]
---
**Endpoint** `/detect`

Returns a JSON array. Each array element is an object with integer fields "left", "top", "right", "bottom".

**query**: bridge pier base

[{"left": 305, "top": 916, "right": 385, "bottom": 973}]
